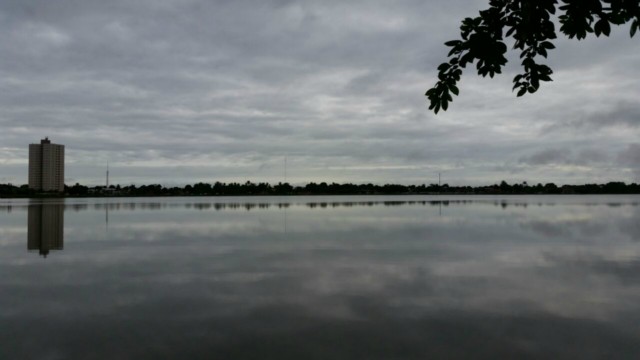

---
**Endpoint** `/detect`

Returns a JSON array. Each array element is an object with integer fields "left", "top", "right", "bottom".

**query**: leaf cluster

[{"left": 427, "top": 0, "right": 640, "bottom": 113}]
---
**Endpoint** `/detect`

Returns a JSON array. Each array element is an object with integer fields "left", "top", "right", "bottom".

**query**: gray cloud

[
  {"left": 617, "top": 144, "right": 640, "bottom": 179},
  {"left": 618, "top": 144, "right": 640, "bottom": 167},
  {"left": 1, "top": 0, "right": 639, "bottom": 185},
  {"left": 519, "top": 148, "right": 609, "bottom": 167},
  {"left": 541, "top": 101, "right": 640, "bottom": 133},
  {"left": 520, "top": 148, "right": 571, "bottom": 166}
]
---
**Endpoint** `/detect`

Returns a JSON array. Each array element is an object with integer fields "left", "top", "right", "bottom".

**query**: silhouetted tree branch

[{"left": 426, "top": 0, "right": 640, "bottom": 113}]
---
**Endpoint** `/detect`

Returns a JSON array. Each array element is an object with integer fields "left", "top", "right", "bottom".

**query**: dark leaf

[
  {"left": 539, "top": 48, "right": 548, "bottom": 57},
  {"left": 598, "top": 19, "right": 611, "bottom": 36},
  {"left": 541, "top": 41, "right": 555, "bottom": 49},
  {"left": 539, "top": 74, "right": 553, "bottom": 82},
  {"left": 531, "top": 76, "right": 540, "bottom": 89},
  {"left": 449, "top": 84, "right": 459, "bottom": 96},
  {"left": 460, "top": 52, "right": 475, "bottom": 67},
  {"left": 438, "top": 63, "right": 451, "bottom": 71},
  {"left": 496, "top": 42, "right": 507, "bottom": 54}
]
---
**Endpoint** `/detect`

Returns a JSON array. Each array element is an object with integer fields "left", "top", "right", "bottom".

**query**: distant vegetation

[{"left": 1, "top": 180, "right": 640, "bottom": 198}]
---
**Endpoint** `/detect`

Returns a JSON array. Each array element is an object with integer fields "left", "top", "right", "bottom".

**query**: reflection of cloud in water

[
  {"left": 619, "top": 207, "right": 640, "bottom": 241},
  {"left": 520, "top": 218, "right": 607, "bottom": 239},
  {"left": 1, "top": 195, "right": 640, "bottom": 358},
  {"left": 2, "top": 259, "right": 640, "bottom": 359},
  {"left": 542, "top": 251, "right": 640, "bottom": 285},
  {"left": 523, "top": 220, "right": 572, "bottom": 238}
]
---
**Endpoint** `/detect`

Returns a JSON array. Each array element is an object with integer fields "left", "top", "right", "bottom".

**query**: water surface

[{"left": 1, "top": 195, "right": 640, "bottom": 359}]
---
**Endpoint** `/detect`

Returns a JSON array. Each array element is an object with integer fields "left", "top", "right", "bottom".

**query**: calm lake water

[{"left": 1, "top": 195, "right": 640, "bottom": 359}]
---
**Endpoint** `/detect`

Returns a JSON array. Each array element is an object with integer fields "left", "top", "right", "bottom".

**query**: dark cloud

[
  {"left": 617, "top": 144, "right": 640, "bottom": 179},
  {"left": 520, "top": 148, "right": 570, "bottom": 166},
  {"left": 541, "top": 101, "right": 640, "bottom": 132},
  {"left": 618, "top": 144, "right": 640, "bottom": 167},
  {"left": 519, "top": 147, "right": 609, "bottom": 167},
  {"left": 587, "top": 101, "right": 640, "bottom": 129}
]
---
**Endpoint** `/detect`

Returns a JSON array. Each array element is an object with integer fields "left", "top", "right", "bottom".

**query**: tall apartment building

[{"left": 29, "top": 137, "right": 65, "bottom": 192}]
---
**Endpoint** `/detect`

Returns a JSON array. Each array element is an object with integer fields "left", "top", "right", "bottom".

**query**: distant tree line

[{"left": 1, "top": 180, "right": 640, "bottom": 198}]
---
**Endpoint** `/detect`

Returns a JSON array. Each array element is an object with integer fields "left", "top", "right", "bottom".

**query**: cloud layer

[{"left": 1, "top": 0, "right": 639, "bottom": 185}]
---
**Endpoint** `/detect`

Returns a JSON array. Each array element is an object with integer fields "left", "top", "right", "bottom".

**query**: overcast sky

[{"left": 1, "top": 0, "right": 639, "bottom": 186}]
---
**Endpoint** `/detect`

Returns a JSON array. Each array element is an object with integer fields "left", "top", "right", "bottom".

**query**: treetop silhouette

[{"left": 426, "top": 0, "right": 640, "bottom": 113}]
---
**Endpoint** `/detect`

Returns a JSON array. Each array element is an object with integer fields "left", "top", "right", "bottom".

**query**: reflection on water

[
  {"left": 3, "top": 197, "right": 638, "bottom": 213},
  {"left": 1, "top": 195, "right": 640, "bottom": 359},
  {"left": 27, "top": 204, "right": 64, "bottom": 257}
]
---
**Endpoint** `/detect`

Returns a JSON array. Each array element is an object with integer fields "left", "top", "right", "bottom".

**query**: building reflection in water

[{"left": 28, "top": 204, "right": 64, "bottom": 258}]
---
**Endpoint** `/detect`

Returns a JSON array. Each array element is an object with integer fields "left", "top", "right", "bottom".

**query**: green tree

[{"left": 426, "top": 0, "right": 640, "bottom": 113}]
